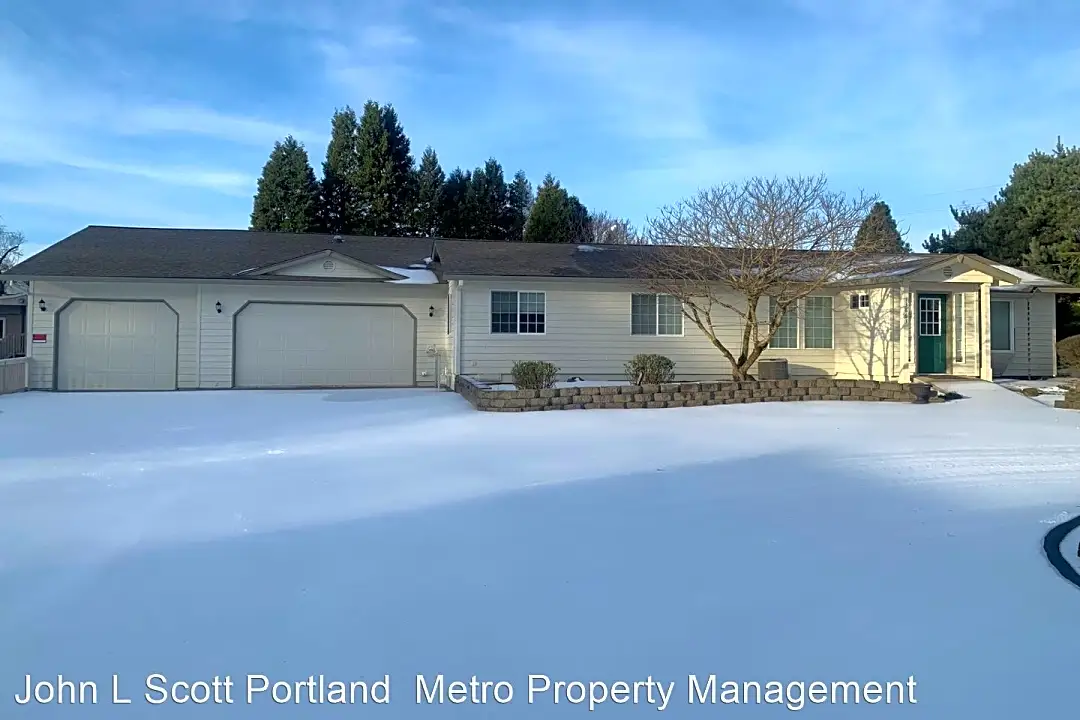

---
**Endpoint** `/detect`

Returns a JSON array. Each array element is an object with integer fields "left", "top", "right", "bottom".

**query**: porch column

[
  {"left": 979, "top": 283, "right": 993, "bottom": 380},
  {"left": 898, "top": 284, "right": 913, "bottom": 382}
]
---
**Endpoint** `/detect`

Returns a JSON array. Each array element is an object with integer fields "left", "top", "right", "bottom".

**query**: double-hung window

[
  {"left": 767, "top": 296, "right": 834, "bottom": 349},
  {"left": 631, "top": 294, "right": 683, "bottom": 335},
  {"left": 490, "top": 291, "right": 546, "bottom": 334}
]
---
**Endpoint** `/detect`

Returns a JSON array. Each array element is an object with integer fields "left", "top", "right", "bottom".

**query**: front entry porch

[{"left": 898, "top": 284, "right": 991, "bottom": 383}]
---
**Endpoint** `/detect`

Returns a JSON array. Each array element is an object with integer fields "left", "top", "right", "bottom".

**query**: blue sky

[{"left": 3, "top": 0, "right": 1080, "bottom": 258}]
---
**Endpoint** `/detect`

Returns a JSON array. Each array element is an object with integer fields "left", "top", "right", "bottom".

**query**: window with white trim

[
  {"left": 490, "top": 291, "right": 546, "bottom": 334},
  {"left": 850, "top": 293, "right": 870, "bottom": 310},
  {"left": 990, "top": 300, "right": 1012, "bottom": 351},
  {"left": 631, "top": 294, "right": 683, "bottom": 335},
  {"left": 768, "top": 297, "right": 798, "bottom": 349},
  {"left": 804, "top": 296, "right": 834, "bottom": 349}
]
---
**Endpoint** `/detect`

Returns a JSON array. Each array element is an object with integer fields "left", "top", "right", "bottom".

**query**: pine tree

[
  {"left": 320, "top": 107, "right": 362, "bottom": 234},
  {"left": 380, "top": 104, "right": 415, "bottom": 234},
  {"left": 412, "top": 147, "right": 445, "bottom": 237},
  {"left": 440, "top": 168, "right": 473, "bottom": 238},
  {"left": 353, "top": 101, "right": 394, "bottom": 235},
  {"left": 505, "top": 171, "right": 533, "bottom": 241},
  {"left": 523, "top": 174, "right": 590, "bottom": 243},
  {"left": 466, "top": 158, "right": 508, "bottom": 240},
  {"left": 250, "top": 136, "right": 321, "bottom": 233},
  {"left": 855, "top": 201, "right": 909, "bottom": 253}
]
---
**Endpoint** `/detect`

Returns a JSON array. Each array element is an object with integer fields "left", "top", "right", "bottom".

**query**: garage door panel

[
  {"left": 57, "top": 300, "right": 178, "bottom": 391},
  {"left": 234, "top": 303, "right": 415, "bottom": 388}
]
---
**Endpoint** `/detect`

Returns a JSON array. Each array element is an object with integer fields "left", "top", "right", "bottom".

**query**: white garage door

[
  {"left": 57, "top": 300, "right": 178, "bottom": 391},
  {"left": 233, "top": 303, "right": 415, "bottom": 388}
]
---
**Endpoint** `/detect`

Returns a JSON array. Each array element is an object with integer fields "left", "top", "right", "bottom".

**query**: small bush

[
  {"left": 624, "top": 353, "right": 675, "bottom": 385},
  {"left": 1058, "top": 334, "right": 1080, "bottom": 370},
  {"left": 1020, "top": 386, "right": 1042, "bottom": 397},
  {"left": 511, "top": 360, "right": 559, "bottom": 390}
]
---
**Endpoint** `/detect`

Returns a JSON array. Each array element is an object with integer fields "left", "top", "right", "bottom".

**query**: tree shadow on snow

[{"left": 0, "top": 450, "right": 1075, "bottom": 718}]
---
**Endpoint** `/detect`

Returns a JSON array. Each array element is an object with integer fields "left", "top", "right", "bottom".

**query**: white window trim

[
  {"left": 850, "top": 292, "right": 870, "bottom": 310},
  {"left": 990, "top": 298, "right": 1014, "bottom": 353},
  {"left": 767, "top": 296, "right": 834, "bottom": 350},
  {"left": 630, "top": 293, "right": 685, "bottom": 337},
  {"left": 489, "top": 290, "right": 547, "bottom": 335}
]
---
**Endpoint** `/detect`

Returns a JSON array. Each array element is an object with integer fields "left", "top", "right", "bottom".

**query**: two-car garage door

[
  {"left": 55, "top": 300, "right": 416, "bottom": 390},
  {"left": 233, "top": 303, "right": 415, "bottom": 388}
]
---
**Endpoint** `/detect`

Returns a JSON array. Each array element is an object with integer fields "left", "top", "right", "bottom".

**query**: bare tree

[
  {"left": 584, "top": 211, "right": 644, "bottom": 245},
  {"left": 641, "top": 175, "right": 899, "bottom": 380},
  {"left": 0, "top": 218, "right": 24, "bottom": 296}
]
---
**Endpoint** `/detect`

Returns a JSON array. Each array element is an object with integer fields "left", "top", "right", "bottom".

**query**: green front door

[{"left": 916, "top": 294, "right": 948, "bottom": 374}]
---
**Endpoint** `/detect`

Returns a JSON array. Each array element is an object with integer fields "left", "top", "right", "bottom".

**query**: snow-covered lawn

[
  {"left": 483, "top": 378, "right": 632, "bottom": 391},
  {"left": 2, "top": 388, "right": 1079, "bottom": 717}
]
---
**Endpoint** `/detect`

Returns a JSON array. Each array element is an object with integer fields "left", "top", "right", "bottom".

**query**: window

[
  {"left": 490, "top": 291, "right": 545, "bottom": 334},
  {"left": 990, "top": 300, "right": 1012, "bottom": 352},
  {"left": 631, "top": 294, "right": 683, "bottom": 336},
  {"left": 953, "top": 294, "right": 964, "bottom": 362},
  {"left": 850, "top": 293, "right": 870, "bottom": 310},
  {"left": 804, "top": 297, "right": 834, "bottom": 349},
  {"left": 0, "top": 317, "right": 5, "bottom": 339},
  {"left": 768, "top": 297, "right": 798, "bottom": 349}
]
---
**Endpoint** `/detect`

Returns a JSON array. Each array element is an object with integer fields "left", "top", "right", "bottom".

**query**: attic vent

[
  {"left": 323, "top": 259, "right": 336, "bottom": 272},
  {"left": 942, "top": 265, "right": 954, "bottom": 279}
]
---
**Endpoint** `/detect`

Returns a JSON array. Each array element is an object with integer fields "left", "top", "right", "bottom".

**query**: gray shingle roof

[
  {"left": 4, "top": 226, "right": 437, "bottom": 279},
  {"left": 4, "top": 225, "right": 953, "bottom": 282}
]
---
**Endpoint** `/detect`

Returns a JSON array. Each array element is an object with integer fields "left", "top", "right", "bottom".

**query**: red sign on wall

[{"left": 31, "top": 333, "right": 46, "bottom": 343}]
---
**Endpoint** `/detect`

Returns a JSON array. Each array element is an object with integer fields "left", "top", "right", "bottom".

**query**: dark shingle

[{"left": 4, "top": 226, "right": 437, "bottom": 279}]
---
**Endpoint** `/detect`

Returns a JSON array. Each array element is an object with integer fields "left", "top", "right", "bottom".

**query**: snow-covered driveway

[{"left": 1, "top": 389, "right": 1079, "bottom": 718}]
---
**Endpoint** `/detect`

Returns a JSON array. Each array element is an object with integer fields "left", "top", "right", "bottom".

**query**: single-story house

[{"left": 2, "top": 225, "right": 1078, "bottom": 392}]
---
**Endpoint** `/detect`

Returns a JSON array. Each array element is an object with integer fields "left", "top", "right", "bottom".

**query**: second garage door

[{"left": 233, "top": 303, "right": 415, "bottom": 388}]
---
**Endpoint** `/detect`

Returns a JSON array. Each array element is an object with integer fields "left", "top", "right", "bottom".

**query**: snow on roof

[
  {"left": 380, "top": 266, "right": 440, "bottom": 284},
  {"left": 576, "top": 244, "right": 603, "bottom": 252},
  {"left": 991, "top": 263, "right": 1065, "bottom": 287}
]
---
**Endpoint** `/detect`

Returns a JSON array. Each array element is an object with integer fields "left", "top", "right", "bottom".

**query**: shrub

[
  {"left": 511, "top": 360, "right": 559, "bottom": 390},
  {"left": 1058, "top": 334, "right": 1080, "bottom": 370},
  {"left": 624, "top": 353, "right": 675, "bottom": 385}
]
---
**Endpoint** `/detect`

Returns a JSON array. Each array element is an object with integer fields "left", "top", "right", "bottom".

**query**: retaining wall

[{"left": 456, "top": 375, "right": 925, "bottom": 412}]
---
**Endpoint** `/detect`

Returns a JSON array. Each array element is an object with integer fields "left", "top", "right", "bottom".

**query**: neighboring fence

[
  {"left": 0, "top": 357, "right": 28, "bottom": 395},
  {"left": 0, "top": 333, "right": 25, "bottom": 360}
]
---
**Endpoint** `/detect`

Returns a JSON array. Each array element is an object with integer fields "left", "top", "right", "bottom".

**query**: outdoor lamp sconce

[
  {"left": 215, "top": 301, "right": 222, "bottom": 314},
  {"left": 38, "top": 299, "right": 46, "bottom": 312},
  {"left": 429, "top": 305, "right": 435, "bottom": 317}
]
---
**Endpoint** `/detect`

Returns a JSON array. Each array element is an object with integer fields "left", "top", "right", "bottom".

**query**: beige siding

[
  {"left": 28, "top": 280, "right": 199, "bottom": 390},
  {"left": 274, "top": 255, "right": 387, "bottom": 278},
  {"left": 457, "top": 279, "right": 838, "bottom": 382},
  {"left": 28, "top": 279, "right": 448, "bottom": 390},
  {"left": 833, "top": 287, "right": 899, "bottom": 380},
  {"left": 991, "top": 293, "right": 1056, "bottom": 378},
  {"left": 199, "top": 282, "right": 447, "bottom": 388}
]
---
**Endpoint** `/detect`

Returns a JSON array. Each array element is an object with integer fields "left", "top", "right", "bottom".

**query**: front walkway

[{"left": 924, "top": 378, "right": 1060, "bottom": 414}]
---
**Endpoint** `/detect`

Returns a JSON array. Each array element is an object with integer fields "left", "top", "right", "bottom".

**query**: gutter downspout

[{"left": 455, "top": 280, "right": 465, "bottom": 381}]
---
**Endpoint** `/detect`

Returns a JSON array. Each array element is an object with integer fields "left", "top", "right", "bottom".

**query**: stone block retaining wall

[
  {"left": 1056, "top": 389, "right": 1080, "bottom": 410},
  {"left": 456, "top": 375, "right": 924, "bottom": 412}
]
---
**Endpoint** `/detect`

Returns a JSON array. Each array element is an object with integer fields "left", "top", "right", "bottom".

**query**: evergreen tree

[
  {"left": 440, "top": 168, "right": 473, "bottom": 238},
  {"left": 854, "top": 201, "right": 909, "bottom": 253},
  {"left": 320, "top": 107, "right": 362, "bottom": 234},
  {"left": 354, "top": 101, "right": 395, "bottom": 235},
  {"left": 523, "top": 174, "right": 590, "bottom": 243},
  {"left": 466, "top": 158, "right": 508, "bottom": 240},
  {"left": 250, "top": 136, "right": 321, "bottom": 233},
  {"left": 412, "top": 147, "right": 445, "bottom": 237},
  {"left": 505, "top": 171, "right": 534, "bottom": 241},
  {"left": 380, "top": 104, "right": 415, "bottom": 234}
]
